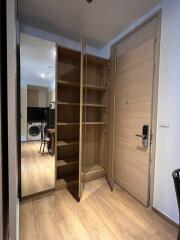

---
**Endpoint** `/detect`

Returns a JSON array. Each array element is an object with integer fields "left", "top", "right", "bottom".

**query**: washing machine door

[{"left": 29, "top": 125, "right": 41, "bottom": 137}]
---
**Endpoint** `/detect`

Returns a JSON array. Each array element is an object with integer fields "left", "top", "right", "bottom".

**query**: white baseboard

[{"left": 21, "top": 136, "right": 27, "bottom": 142}]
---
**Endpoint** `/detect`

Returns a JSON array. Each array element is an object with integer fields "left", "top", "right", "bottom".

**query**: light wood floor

[
  {"left": 21, "top": 141, "right": 55, "bottom": 197},
  {"left": 20, "top": 178, "right": 178, "bottom": 240}
]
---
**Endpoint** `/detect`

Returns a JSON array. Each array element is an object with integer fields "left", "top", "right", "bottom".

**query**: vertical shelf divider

[{"left": 78, "top": 33, "right": 84, "bottom": 199}]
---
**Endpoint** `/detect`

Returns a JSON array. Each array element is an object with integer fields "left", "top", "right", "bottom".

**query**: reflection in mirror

[{"left": 20, "top": 33, "right": 56, "bottom": 197}]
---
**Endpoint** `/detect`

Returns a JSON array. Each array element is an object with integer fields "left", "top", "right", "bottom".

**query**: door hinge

[{"left": 150, "top": 133, "right": 153, "bottom": 146}]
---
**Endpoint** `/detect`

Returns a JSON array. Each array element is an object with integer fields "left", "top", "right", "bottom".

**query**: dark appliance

[
  {"left": 27, "top": 107, "right": 46, "bottom": 122},
  {"left": 46, "top": 108, "right": 55, "bottom": 128}
]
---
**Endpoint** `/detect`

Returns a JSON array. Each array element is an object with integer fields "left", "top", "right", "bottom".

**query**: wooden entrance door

[{"left": 114, "top": 17, "right": 158, "bottom": 206}]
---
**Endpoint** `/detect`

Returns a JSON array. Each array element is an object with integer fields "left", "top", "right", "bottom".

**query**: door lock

[{"left": 135, "top": 125, "right": 149, "bottom": 149}]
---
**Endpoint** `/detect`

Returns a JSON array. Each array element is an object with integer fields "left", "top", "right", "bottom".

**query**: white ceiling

[
  {"left": 18, "top": 0, "right": 161, "bottom": 48},
  {"left": 20, "top": 33, "right": 56, "bottom": 87}
]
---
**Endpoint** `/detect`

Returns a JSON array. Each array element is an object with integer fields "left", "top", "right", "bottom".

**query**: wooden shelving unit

[
  {"left": 82, "top": 55, "right": 110, "bottom": 181},
  {"left": 55, "top": 46, "right": 111, "bottom": 200},
  {"left": 55, "top": 46, "right": 81, "bottom": 200}
]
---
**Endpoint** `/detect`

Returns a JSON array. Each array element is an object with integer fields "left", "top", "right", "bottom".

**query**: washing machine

[{"left": 28, "top": 122, "right": 42, "bottom": 141}]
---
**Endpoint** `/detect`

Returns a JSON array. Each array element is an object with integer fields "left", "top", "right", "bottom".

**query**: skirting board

[
  {"left": 21, "top": 136, "right": 27, "bottom": 142},
  {"left": 152, "top": 207, "right": 179, "bottom": 229},
  {"left": 21, "top": 188, "right": 55, "bottom": 201}
]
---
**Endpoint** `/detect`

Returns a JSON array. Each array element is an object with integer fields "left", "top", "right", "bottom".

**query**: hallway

[{"left": 20, "top": 178, "right": 178, "bottom": 240}]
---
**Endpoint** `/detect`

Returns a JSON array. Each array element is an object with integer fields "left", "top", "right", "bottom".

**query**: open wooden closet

[{"left": 55, "top": 39, "right": 114, "bottom": 201}]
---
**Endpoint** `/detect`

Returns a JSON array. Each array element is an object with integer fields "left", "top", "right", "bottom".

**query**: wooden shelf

[
  {"left": 57, "top": 102, "right": 107, "bottom": 108},
  {"left": 56, "top": 175, "right": 78, "bottom": 190},
  {"left": 83, "top": 122, "right": 107, "bottom": 125},
  {"left": 57, "top": 80, "right": 107, "bottom": 91},
  {"left": 85, "top": 164, "right": 105, "bottom": 173},
  {"left": 84, "top": 84, "right": 107, "bottom": 91},
  {"left": 83, "top": 103, "right": 107, "bottom": 108},
  {"left": 57, "top": 101, "right": 80, "bottom": 106},
  {"left": 57, "top": 122, "right": 106, "bottom": 126},
  {"left": 57, "top": 80, "right": 80, "bottom": 88},
  {"left": 57, "top": 140, "right": 79, "bottom": 146},
  {"left": 57, "top": 122, "right": 79, "bottom": 126},
  {"left": 57, "top": 158, "right": 79, "bottom": 167},
  {"left": 84, "top": 164, "right": 105, "bottom": 182}
]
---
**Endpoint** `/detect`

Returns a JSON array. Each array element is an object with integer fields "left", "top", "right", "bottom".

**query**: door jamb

[{"left": 149, "top": 11, "right": 162, "bottom": 207}]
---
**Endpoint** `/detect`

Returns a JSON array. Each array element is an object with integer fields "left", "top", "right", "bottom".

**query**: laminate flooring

[
  {"left": 21, "top": 141, "right": 55, "bottom": 197},
  {"left": 20, "top": 178, "right": 178, "bottom": 240}
]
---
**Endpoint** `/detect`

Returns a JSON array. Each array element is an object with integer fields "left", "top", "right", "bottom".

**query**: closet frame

[{"left": 55, "top": 42, "right": 114, "bottom": 201}]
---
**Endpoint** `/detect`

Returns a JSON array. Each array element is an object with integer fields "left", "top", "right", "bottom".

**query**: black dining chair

[
  {"left": 39, "top": 122, "right": 50, "bottom": 156},
  {"left": 172, "top": 169, "right": 180, "bottom": 240}
]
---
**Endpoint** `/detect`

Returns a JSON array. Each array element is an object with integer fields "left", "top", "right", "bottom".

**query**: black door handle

[
  {"left": 135, "top": 134, "right": 145, "bottom": 138},
  {"left": 135, "top": 125, "right": 149, "bottom": 148}
]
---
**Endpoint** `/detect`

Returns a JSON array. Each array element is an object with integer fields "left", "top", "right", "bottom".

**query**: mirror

[{"left": 20, "top": 33, "right": 56, "bottom": 197}]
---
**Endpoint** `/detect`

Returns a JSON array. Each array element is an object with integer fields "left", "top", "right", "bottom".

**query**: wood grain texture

[
  {"left": 107, "top": 46, "right": 116, "bottom": 190},
  {"left": 56, "top": 46, "right": 81, "bottom": 199},
  {"left": 21, "top": 141, "right": 55, "bottom": 197},
  {"left": 83, "top": 56, "right": 110, "bottom": 176},
  {"left": 79, "top": 33, "right": 84, "bottom": 198},
  {"left": 20, "top": 178, "right": 178, "bottom": 240},
  {"left": 114, "top": 17, "right": 158, "bottom": 206},
  {"left": 56, "top": 46, "right": 111, "bottom": 199}
]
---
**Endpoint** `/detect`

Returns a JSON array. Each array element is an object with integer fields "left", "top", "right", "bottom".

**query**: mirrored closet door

[{"left": 20, "top": 34, "right": 56, "bottom": 197}]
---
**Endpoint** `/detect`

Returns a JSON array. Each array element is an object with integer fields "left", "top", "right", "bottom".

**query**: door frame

[
  {"left": 0, "top": 0, "right": 10, "bottom": 238},
  {"left": 111, "top": 10, "right": 162, "bottom": 207}
]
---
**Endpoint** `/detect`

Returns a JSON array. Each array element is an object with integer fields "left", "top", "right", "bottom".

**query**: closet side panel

[
  {"left": 106, "top": 47, "right": 116, "bottom": 190},
  {"left": 98, "top": 65, "right": 110, "bottom": 170}
]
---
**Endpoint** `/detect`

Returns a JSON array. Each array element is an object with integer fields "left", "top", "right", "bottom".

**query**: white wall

[
  {"left": 20, "top": 23, "right": 101, "bottom": 57},
  {"left": 153, "top": 0, "right": 180, "bottom": 224}
]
